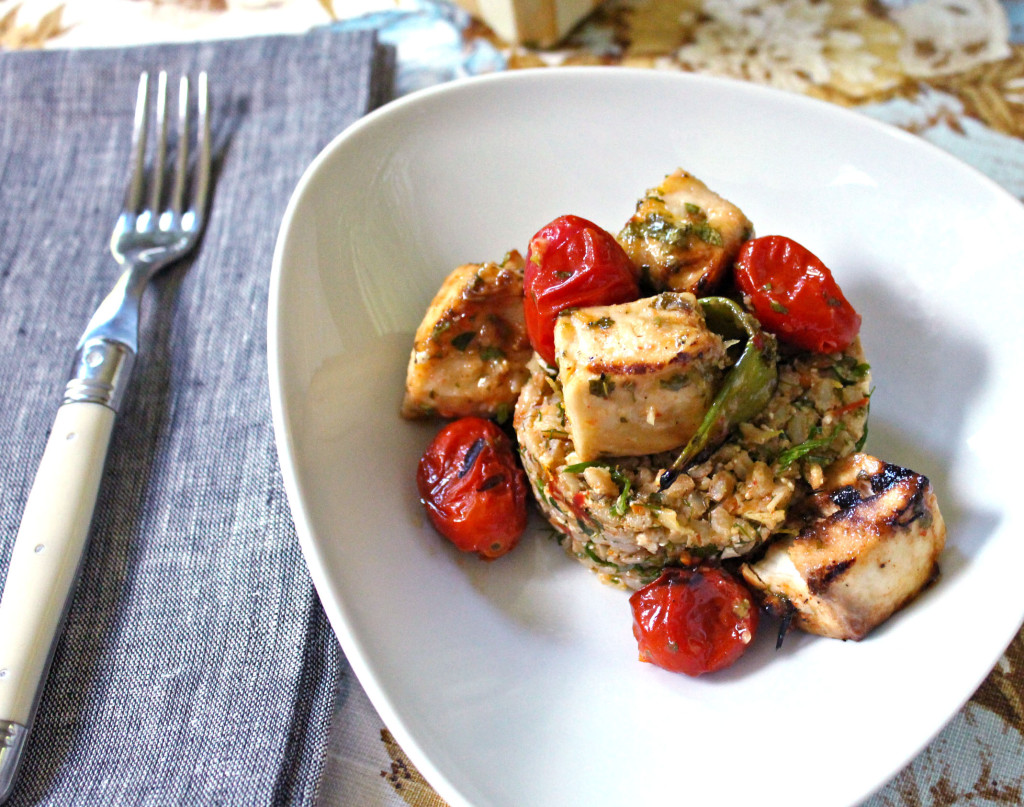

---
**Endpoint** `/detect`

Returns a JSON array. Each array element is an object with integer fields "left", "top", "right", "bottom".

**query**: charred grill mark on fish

[
  {"left": 808, "top": 558, "right": 856, "bottom": 595},
  {"left": 740, "top": 453, "right": 947, "bottom": 642}
]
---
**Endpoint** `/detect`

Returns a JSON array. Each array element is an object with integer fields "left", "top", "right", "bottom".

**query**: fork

[{"left": 0, "top": 71, "right": 212, "bottom": 802}]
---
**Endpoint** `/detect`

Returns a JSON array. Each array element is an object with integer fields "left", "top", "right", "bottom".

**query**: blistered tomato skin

[
  {"left": 416, "top": 417, "right": 528, "bottom": 560},
  {"left": 734, "top": 235, "right": 861, "bottom": 354},
  {"left": 629, "top": 566, "right": 759, "bottom": 676},
  {"left": 524, "top": 215, "right": 640, "bottom": 365}
]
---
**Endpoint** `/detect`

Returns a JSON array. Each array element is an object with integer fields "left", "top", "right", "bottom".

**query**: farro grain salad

[{"left": 402, "top": 169, "right": 946, "bottom": 676}]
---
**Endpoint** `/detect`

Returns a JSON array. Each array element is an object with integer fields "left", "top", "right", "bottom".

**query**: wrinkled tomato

[
  {"left": 416, "top": 417, "right": 528, "bottom": 560},
  {"left": 734, "top": 235, "right": 861, "bottom": 354},
  {"left": 629, "top": 566, "right": 759, "bottom": 676},
  {"left": 524, "top": 214, "right": 640, "bottom": 365}
]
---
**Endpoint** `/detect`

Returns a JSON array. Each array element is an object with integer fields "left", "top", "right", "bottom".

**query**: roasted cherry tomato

[
  {"left": 416, "top": 417, "right": 528, "bottom": 559},
  {"left": 629, "top": 566, "right": 759, "bottom": 676},
  {"left": 734, "top": 235, "right": 861, "bottom": 354},
  {"left": 524, "top": 215, "right": 640, "bottom": 365}
]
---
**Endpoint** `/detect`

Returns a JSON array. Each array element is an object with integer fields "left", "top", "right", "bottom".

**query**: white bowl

[{"left": 269, "top": 67, "right": 1024, "bottom": 807}]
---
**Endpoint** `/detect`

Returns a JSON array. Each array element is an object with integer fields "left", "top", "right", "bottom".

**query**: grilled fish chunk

[
  {"left": 618, "top": 169, "right": 754, "bottom": 295},
  {"left": 401, "top": 251, "right": 532, "bottom": 420},
  {"left": 554, "top": 292, "right": 728, "bottom": 462},
  {"left": 741, "top": 453, "right": 946, "bottom": 641}
]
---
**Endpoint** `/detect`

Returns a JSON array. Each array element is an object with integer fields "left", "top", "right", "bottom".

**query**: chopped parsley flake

[
  {"left": 589, "top": 374, "right": 616, "bottom": 398},
  {"left": 609, "top": 469, "right": 632, "bottom": 517},
  {"left": 564, "top": 460, "right": 601, "bottom": 473},
  {"left": 692, "top": 221, "right": 723, "bottom": 246},
  {"left": 584, "top": 541, "right": 617, "bottom": 568},
  {"left": 659, "top": 373, "right": 690, "bottom": 391},
  {"left": 451, "top": 331, "right": 475, "bottom": 351},
  {"left": 777, "top": 424, "right": 842, "bottom": 469}
]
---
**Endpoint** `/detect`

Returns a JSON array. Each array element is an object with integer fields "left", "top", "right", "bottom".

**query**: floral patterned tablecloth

[{"left": 4, "top": 1, "right": 1022, "bottom": 805}]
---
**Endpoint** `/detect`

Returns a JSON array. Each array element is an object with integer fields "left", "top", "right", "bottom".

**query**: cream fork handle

[{"left": 0, "top": 401, "right": 115, "bottom": 797}]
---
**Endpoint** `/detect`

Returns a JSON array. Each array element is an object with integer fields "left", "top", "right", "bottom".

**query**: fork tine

[
  {"left": 124, "top": 72, "right": 149, "bottom": 213},
  {"left": 190, "top": 71, "right": 212, "bottom": 224},
  {"left": 147, "top": 71, "right": 169, "bottom": 218},
  {"left": 170, "top": 75, "right": 190, "bottom": 216}
]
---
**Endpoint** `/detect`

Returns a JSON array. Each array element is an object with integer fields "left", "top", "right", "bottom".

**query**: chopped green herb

[
  {"left": 480, "top": 345, "right": 505, "bottom": 361},
  {"left": 631, "top": 565, "right": 664, "bottom": 585},
  {"left": 584, "top": 541, "right": 617, "bottom": 568},
  {"left": 769, "top": 301, "right": 789, "bottom": 315},
  {"left": 833, "top": 359, "right": 871, "bottom": 385},
  {"left": 494, "top": 401, "right": 511, "bottom": 424},
  {"left": 564, "top": 461, "right": 632, "bottom": 517},
  {"left": 589, "top": 374, "right": 616, "bottom": 398},
  {"left": 854, "top": 424, "right": 869, "bottom": 452},
  {"left": 530, "top": 474, "right": 556, "bottom": 509},
  {"left": 684, "top": 202, "right": 702, "bottom": 215},
  {"left": 451, "top": 331, "right": 475, "bottom": 351},
  {"left": 659, "top": 373, "right": 690, "bottom": 391},
  {"left": 587, "top": 316, "right": 615, "bottom": 329},
  {"left": 650, "top": 294, "right": 692, "bottom": 312},
  {"left": 609, "top": 469, "right": 632, "bottom": 517},
  {"left": 734, "top": 521, "right": 758, "bottom": 543},
  {"left": 854, "top": 391, "right": 872, "bottom": 451},
  {"left": 575, "top": 516, "right": 597, "bottom": 537},
  {"left": 547, "top": 529, "right": 567, "bottom": 546},
  {"left": 693, "top": 221, "right": 723, "bottom": 246},
  {"left": 564, "top": 460, "right": 602, "bottom": 474},
  {"left": 630, "top": 214, "right": 689, "bottom": 247},
  {"left": 776, "top": 424, "right": 842, "bottom": 469}
]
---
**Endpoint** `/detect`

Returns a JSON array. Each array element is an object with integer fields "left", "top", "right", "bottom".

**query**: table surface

[{"left": 5, "top": 1, "right": 1023, "bottom": 805}]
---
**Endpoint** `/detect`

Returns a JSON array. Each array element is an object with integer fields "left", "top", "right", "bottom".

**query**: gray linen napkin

[{"left": 0, "top": 29, "right": 393, "bottom": 806}]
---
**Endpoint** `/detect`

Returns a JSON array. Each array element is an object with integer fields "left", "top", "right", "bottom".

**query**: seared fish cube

[
  {"left": 401, "top": 251, "right": 532, "bottom": 420},
  {"left": 741, "top": 453, "right": 946, "bottom": 641},
  {"left": 618, "top": 169, "right": 753, "bottom": 295},
  {"left": 554, "top": 292, "right": 727, "bottom": 462}
]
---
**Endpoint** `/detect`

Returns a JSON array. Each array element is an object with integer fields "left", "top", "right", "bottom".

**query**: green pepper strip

[{"left": 658, "top": 297, "right": 778, "bottom": 490}]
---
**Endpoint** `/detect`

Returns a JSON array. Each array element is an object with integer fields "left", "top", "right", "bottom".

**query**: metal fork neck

[
  {"left": 63, "top": 338, "right": 136, "bottom": 411},
  {"left": 0, "top": 720, "right": 27, "bottom": 802}
]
